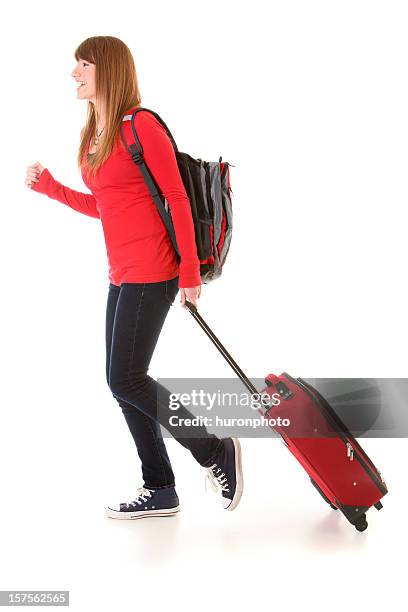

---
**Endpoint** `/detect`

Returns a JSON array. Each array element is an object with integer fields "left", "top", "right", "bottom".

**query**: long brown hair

[{"left": 74, "top": 36, "right": 142, "bottom": 179}]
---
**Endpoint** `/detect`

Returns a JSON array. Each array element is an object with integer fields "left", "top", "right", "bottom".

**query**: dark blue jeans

[{"left": 105, "top": 276, "right": 222, "bottom": 490}]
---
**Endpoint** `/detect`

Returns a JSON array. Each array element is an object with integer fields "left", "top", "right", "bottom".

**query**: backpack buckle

[{"left": 130, "top": 147, "right": 143, "bottom": 165}]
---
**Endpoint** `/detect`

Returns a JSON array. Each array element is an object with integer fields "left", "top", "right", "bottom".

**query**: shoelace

[
  {"left": 205, "top": 463, "right": 230, "bottom": 494},
  {"left": 124, "top": 487, "right": 154, "bottom": 508}
]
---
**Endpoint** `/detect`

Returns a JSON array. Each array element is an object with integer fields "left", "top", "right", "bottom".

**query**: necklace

[{"left": 94, "top": 126, "right": 105, "bottom": 146}]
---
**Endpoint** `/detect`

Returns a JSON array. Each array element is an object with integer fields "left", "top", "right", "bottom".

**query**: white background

[{"left": 1, "top": 0, "right": 407, "bottom": 609}]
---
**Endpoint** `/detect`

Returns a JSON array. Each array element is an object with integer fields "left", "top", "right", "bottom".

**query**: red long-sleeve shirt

[{"left": 31, "top": 108, "right": 202, "bottom": 288}]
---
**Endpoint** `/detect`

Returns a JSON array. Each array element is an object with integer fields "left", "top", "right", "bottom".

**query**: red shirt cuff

[
  {"left": 178, "top": 262, "right": 202, "bottom": 288},
  {"left": 31, "top": 168, "right": 53, "bottom": 195}
]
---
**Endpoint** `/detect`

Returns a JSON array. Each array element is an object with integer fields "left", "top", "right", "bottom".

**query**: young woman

[{"left": 25, "top": 36, "right": 243, "bottom": 520}]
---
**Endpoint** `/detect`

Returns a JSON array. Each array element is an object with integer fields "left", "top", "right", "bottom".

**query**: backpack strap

[{"left": 120, "top": 107, "right": 181, "bottom": 261}]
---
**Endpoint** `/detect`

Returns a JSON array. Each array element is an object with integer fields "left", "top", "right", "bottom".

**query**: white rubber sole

[
  {"left": 225, "top": 438, "right": 244, "bottom": 511},
  {"left": 105, "top": 505, "right": 180, "bottom": 520}
]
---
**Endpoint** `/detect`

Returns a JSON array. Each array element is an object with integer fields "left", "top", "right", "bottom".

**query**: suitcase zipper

[
  {"left": 299, "top": 377, "right": 384, "bottom": 479},
  {"left": 283, "top": 373, "right": 387, "bottom": 495}
]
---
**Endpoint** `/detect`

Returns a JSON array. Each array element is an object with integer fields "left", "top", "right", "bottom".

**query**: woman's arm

[
  {"left": 134, "top": 111, "right": 201, "bottom": 289},
  {"left": 31, "top": 167, "right": 100, "bottom": 220}
]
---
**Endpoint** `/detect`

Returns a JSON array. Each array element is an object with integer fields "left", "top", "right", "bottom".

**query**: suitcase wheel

[{"left": 354, "top": 514, "right": 368, "bottom": 532}]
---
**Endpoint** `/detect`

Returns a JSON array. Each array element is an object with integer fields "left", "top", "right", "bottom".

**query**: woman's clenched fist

[{"left": 25, "top": 162, "right": 45, "bottom": 188}]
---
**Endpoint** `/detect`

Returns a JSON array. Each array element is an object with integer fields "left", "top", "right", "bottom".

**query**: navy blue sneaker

[
  {"left": 205, "top": 438, "right": 243, "bottom": 511},
  {"left": 106, "top": 486, "right": 180, "bottom": 520}
]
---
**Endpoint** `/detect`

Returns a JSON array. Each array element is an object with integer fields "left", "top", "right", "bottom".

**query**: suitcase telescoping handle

[{"left": 184, "top": 299, "right": 260, "bottom": 399}]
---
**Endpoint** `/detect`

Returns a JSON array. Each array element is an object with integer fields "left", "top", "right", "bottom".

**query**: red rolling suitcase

[{"left": 184, "top": 301, "right": 388, "bottom": 532}]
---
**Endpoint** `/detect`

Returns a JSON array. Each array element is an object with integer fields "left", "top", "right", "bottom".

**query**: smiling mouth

[{"left": 76, "top": 81, "right": 86, "bottom": 89}]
